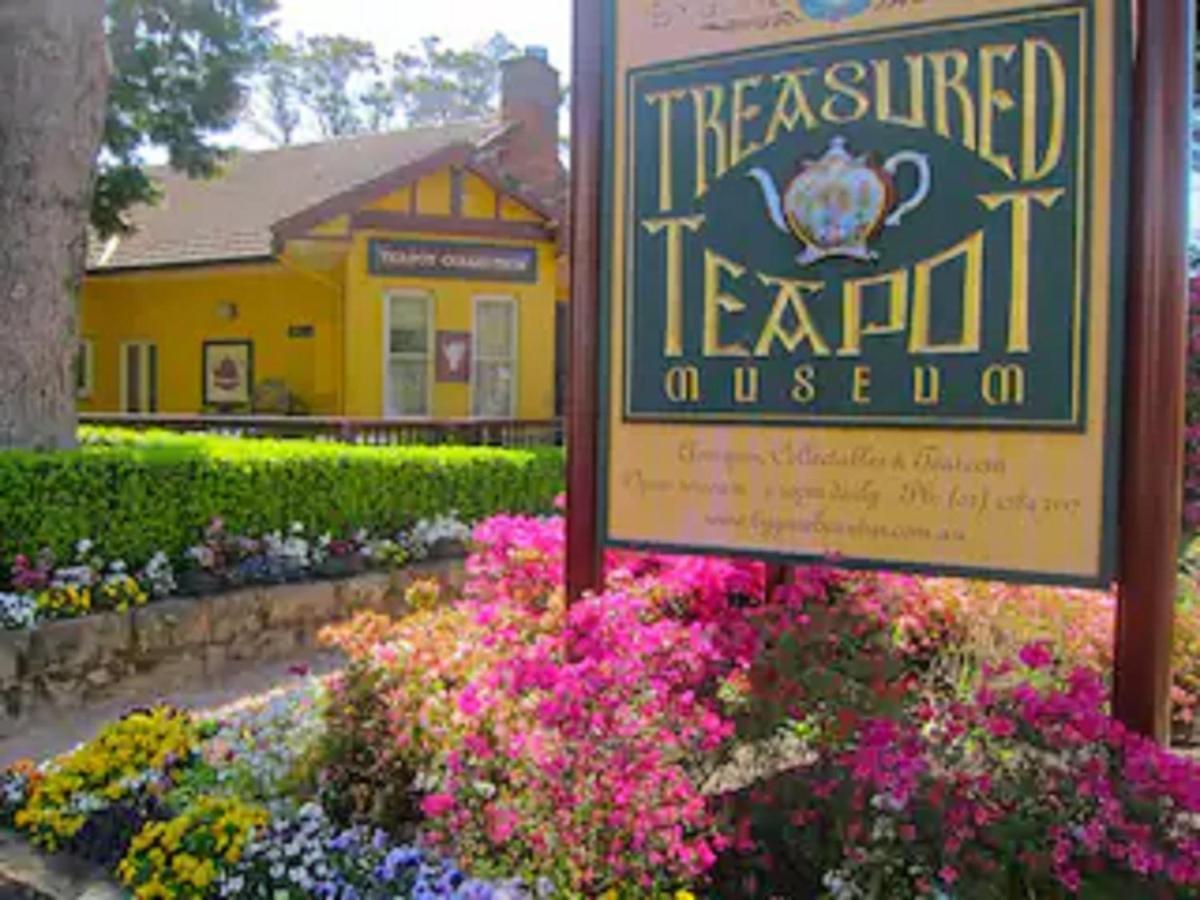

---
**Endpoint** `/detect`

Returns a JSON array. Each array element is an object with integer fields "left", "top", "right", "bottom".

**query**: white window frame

[
  {"left": 119, "top": 341, "right": 158, "bottom": 413},
  {"left": 76, "top": 339, "right": 95, "bottom": 400},
  {"left": 470, "top": 295, "right": 518, "bottom": 419},
  {"left": 382, "top": 290, "right": 434, "bottom": 417}
]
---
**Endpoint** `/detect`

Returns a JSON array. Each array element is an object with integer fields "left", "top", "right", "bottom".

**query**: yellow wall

[
  {"left": 343, "top": 232, "right": 559, "bottom": 419},
  {"left": 365, "top": 185, "right": 413, "bottom": 214},
  {"left": 80, "top": 159, "right": 561, "bottom": 420},
  {"left": 461, "top": 173, "right": 494, "bottom": 219},
  {"left": 343, "top": 167, "right": 559, "bottom": 419},
  {"left": 80, "top": 263, "right": 343, "bottom": 415}
]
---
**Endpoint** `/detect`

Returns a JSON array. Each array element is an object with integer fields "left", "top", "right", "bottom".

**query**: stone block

[
  {"left": 0, "top": 685, "right": 30, "bottom": 738},
  {"left": 27, "top": 613, "right": 132, "bottom": 679},
  {"left": 251, "top": 629, "right": 300, "bottom": 662},
  {"left": 132, "top": 598, "right": 211, "bottom": 657},
  {"left": 0, "top": 629, "right": 31, "bottom": 686},
  {"left": 263, "top": 581, "right": 340, "bottom": 629},
  {"left": 335, "top": 573, "right": 391, "bottom": 614},
  {"left": 34, "top": 675, "right": 85, "bottom": 712},
  {"left": 411, "top": 558, "right": 467, "bottom": 592},
  {"left": 207, "top": 588, "right": 266, "bottom": 645}
]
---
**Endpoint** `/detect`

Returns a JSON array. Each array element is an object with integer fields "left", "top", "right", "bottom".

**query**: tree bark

[{"left": 0, "top": 0, "right": 107, "bottom": 449}]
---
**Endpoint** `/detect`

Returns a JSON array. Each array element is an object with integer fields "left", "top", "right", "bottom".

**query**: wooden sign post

[
  {"left": 566, "top": 0, "right": 605, "bottom": 602},
  {"left": 1112, "top": 0, "right": 1191, "bottom": 742},
  {"left": 567, "top": 0, "right": 1191, "bottom": 742}
]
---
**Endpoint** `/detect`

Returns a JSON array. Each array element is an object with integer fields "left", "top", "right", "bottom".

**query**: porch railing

[{"left": 79, "top": 413, "right": 565, "bottom": 448}]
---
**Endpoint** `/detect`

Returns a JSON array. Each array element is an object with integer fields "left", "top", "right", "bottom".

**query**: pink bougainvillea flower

[
  {"left": 1018, "top": 641, "right": 1055, "bottom": 671},
  {"left": 421, "top": 793, "right": 456, "bottom": 818}
]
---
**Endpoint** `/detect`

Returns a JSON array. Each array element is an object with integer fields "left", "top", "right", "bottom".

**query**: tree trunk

[{"left": 0, "top": 0, "right": 107, "bottom": 449}]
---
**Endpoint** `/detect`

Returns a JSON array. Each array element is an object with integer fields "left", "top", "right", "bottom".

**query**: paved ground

[
  {"left": 0, "top": 877, "right": 52, "bottom": 899},
  {"left": 0, "top": 649, "right": 343, "bottom": 767}
]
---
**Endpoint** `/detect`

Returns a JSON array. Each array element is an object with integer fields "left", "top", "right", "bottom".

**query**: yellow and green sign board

[{"left": 598, "top": 0, "right": 1131, "bottom": 584}]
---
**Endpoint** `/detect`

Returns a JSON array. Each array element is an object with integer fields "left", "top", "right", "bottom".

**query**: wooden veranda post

[
  {"left": 1113, "top": 0, "right": 1193, "bottom": 742},
  {"left": 566, "top": 0, "right": 604, "bottom": 602}
]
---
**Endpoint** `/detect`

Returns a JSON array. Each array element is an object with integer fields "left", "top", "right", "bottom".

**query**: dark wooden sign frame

[{"left": 566, "top": 0, "right": 1192, "bottom": 743}]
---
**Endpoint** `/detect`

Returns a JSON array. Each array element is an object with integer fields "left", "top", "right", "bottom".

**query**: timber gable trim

[
  {"left": 349, "top": 211, "right": 553, "bottom": 241},
  {"left": 271, "top": 143, "right": 475, "bottom": 240},
  {"left": 272, "top": 145, "right": 559, "bottom": 243}
]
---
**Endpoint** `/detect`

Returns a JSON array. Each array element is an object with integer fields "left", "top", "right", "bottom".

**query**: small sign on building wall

[
  {"left": 203, "top": 340, "right": 254, "bottom": 407},
  {"left": 436, "top": 331, "right": 472, "bottom": 383},
  {"left": 369, "top": 239, "right": 538, "bottom": 283}
]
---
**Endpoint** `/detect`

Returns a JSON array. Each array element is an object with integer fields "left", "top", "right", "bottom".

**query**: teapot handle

[{"left": 883, "top": 151, "right": 932, "bottom": 227}]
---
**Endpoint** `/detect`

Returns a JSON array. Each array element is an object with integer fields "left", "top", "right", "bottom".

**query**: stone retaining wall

[{"left": 0, "top": 559, "right": 465, "bottom": 738}]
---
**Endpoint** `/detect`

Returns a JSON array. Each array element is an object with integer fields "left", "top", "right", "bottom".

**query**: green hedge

[{"left": 0, "top": 429, "right": 564, "bottom": 570}]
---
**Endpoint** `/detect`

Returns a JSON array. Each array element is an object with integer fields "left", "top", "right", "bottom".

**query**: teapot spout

[{"left": 747, "top": 168, "right": 791, "bottom": 235}]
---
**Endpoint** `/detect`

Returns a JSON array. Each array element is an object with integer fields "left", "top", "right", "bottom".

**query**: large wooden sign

[{"left": 595, "top": 0, "right": 1131, "bottom": 585}]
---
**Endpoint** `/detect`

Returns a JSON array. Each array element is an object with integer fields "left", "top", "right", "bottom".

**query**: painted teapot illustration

[{"left": 748, "top": 136, "right": 932, "bottom": 266}]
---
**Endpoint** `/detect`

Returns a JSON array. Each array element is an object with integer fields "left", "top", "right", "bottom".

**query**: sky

[
  {"left": 227, "top": 0, "right": 571, "bottom": 149},
  {"left": 272, "top": 0, "right": 572, "bottom": 74}
]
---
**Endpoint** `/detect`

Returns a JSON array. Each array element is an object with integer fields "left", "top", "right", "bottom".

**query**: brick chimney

[{"left": 495, "top": 46, "right": 564, "bottom": 216}]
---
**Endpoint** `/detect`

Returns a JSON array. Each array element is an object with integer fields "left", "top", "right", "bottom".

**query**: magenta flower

[
  {"left": 421, "top": 793, "right": 456, "bottom": 818},
  {"left": 1018, "top": 641, "right": 1055, "bottom": 670}
]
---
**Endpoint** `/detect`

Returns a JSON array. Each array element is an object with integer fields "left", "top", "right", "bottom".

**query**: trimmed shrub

[{"left": 0, "top": 429, "right": 563, "bottom": 570}]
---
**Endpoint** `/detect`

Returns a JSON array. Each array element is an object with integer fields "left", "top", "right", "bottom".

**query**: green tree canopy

[{"left": 96, "top": 0, "right": 277, "bottom": 237}]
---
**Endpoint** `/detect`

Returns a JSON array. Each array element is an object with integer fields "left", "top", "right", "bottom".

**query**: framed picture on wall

[
  {"left": 436, "top": 331, "right": 472, "bottom": 384},
  {"left": 203, "top": 340, "right": 254, "bottom": 407}
]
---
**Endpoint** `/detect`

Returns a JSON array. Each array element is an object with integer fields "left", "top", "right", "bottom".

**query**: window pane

[
  {"left": 125, "top": 346, "right": 141, "bottom": 412},
  {"left": 389, "top": 297, "right": 429, "bottom": 354},
  {"left": 75, "top": 343, "right": 88, "bottom": 394},
  {"left": 475, "top": 301, "right": 514, "bottom": 359},
  {"left": 389, "top": 359, "right": 428, "bottom": 416},
  {"left": 147, "top": 346, "right": 158, "bottom": 413},
  {"left": 472, "top": 361, "right": 514, "bottom": 417}
]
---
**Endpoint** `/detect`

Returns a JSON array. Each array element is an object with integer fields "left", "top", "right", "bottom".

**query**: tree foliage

[
  {"left": 97, "top": 0, "right": 277, "bottom": 237},
  {"left": 257, "top": 41, "right": 302, "bottom": 147},
  {"left": 400, "top": 33, "right": 519, "bottom": 127},
  {"left": 293, "top": 34, "right": 382, "bottom": 138},
  {"left": 245, "top": 31, "right": 520, "bottom": 145}
]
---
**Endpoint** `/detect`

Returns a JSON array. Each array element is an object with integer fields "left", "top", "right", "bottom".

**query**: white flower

[
  {"left": 186, "top": 545, "right": 216, "bottom": 569},
  {"left": 52, "top": 566, "right": 95, "bottom": 589},
  {"left": 822, "top": 870, "right": 862, "bottom": 900},
  {"left": 473, "top": 780, "right": 498, "bottom": 799},
  {"left": 0, "top": 594, "right": 36, "bottom": 630},
  {"left": 409, "top": 512, "right": 471, "bottom": 556},
  {"left": 141, "top": 552, "right": 176, "bottom": 598}
]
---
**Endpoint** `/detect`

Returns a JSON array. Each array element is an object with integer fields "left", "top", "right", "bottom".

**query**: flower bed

[
  {"left": 1, "top": 688, "right": 533, "bottom": 899},
  {"left": 5, "top": 514, "right": 1200, "bottom": 898},
  {"left": 0, "top": 512, "right": 473, "bottom": 632}
]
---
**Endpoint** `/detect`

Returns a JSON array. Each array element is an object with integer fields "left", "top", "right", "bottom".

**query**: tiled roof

[{"left": 88, "top": 121, "right": 498, "bottom": 272}]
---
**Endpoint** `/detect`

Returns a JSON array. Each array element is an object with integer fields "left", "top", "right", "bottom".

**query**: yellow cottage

[{"left": 80, "top": 49, "right": 568, "bottom": 421}]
